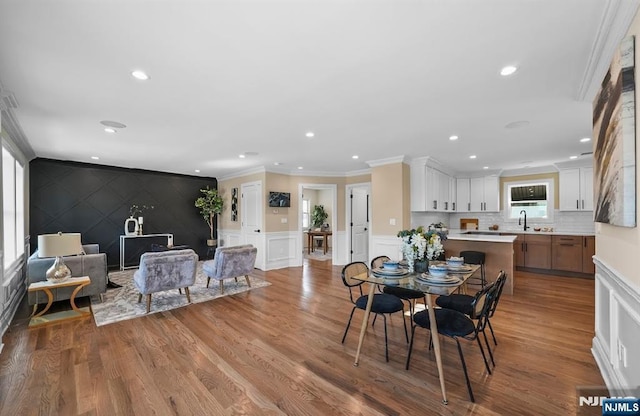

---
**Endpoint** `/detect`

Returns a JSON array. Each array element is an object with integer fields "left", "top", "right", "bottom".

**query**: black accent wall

[{"left": 29, "top": 158, "right": 217, "bottom": 269}]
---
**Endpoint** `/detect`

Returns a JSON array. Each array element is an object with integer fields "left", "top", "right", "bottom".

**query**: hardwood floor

[{"left": 0, "top": 261, "right": 603, "bottom": 415}]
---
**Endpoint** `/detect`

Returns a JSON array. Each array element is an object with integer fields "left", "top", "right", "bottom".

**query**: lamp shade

[{"left": 38, "top": 232, "right": 83, "bottom": 258}]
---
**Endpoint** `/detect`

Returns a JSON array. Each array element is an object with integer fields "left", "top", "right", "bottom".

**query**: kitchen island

[{"left": 443, "top": 231, "right": 517, "bottom": 295}]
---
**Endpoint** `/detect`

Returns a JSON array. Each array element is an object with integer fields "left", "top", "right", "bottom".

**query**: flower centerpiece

[{"left": 397, "top": 225, "right": 447, "bottom": 273}]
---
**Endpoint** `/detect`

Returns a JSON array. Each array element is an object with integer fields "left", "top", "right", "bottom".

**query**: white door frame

[
  {"left": 241, "top": 180, "right": 265, "bottom": 270},
  {"left": 345, "top": 182, "right": 371, "bottom": 264},
  {"left": 298, "top": 183, "right": 338, "bottom": 264}
]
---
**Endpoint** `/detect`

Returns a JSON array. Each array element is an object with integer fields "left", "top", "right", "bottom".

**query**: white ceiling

[{"left": 0, "top": 0, "right": 634, "bottom": 178}]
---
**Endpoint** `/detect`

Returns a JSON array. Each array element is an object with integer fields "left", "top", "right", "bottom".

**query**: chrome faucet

[{"left": 519, "top": 210, "right": 529, "bottom": 231}]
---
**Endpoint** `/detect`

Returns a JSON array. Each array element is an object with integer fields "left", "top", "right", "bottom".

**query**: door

[
  {"left": 350, "top": 187, "right": 369, "bottom": 263},
  {"left": 241, "top": 181, "right": 264, "bottom": 269}
]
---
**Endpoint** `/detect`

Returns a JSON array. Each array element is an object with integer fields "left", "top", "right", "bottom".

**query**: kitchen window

[{"left": 504, "top": 179, "right": 554, "bottom": 222}]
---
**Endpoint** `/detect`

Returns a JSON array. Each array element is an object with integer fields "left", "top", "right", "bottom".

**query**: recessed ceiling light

[
  {"left": 449, "top": 135, "right": 459, "bottom": 141},
  {"left": 569, "top": 155, "right": 578, "bottom": 159},
  {"left": 274, "top": 162, "right": 282, "bottom": 166},
  {"left": 91, "top": 156, "right": 99, "bottom": 160},
  {"left": 104, "top": 128, "right": 116, "bottom": 133},
  {"left": 580, "top": 137, "right": 591, "bottom": 143},
  {"left": 505, "top": 120, "right": 530, "bottom": 129},
  {"left": 500, "top": 65, "right": 518, "bottom": 76},
  {"left": 352, "top": 155, "right": 359, "bottom": 159},
  {"left": 297, "top": 166, "right": 303, "bottom": 170},
  {"left": 100, "top": 120, "right": 126, "bottom": 128},
  {"left": 239, "top": 154, "right": 246, "bottom": 158},
  {"left": 131, "top": 70, "right": 150, "bottom": 80},
  {"left": 194, "top": 169, "right": 200, "bottom": 173},
  {"left": 469, "top": 155, "right": 477, "bottom": 159},
  {"left": 305, "top": 132, "right": 314, "bottom": 138},
  {"left": 483, "top": 166, "right": 489, "bottom": 169}
]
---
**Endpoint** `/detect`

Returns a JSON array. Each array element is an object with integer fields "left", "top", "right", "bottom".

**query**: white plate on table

[
  {"left": 372, "top": 267, "right": 409, "bottom": 277},
  {"left": 417, "top": 274, "right": 461, "bottom": 285},
  {"left": 446, "top": 265, "right": 473, "bottom": 273}
]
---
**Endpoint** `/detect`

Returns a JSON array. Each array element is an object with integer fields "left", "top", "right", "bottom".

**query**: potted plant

[
  {"left": 311, "top": 205, "right": 328, "bottom": 230},
  {"left": 195, "top": 186, "right": 224, "bottom": 246}
]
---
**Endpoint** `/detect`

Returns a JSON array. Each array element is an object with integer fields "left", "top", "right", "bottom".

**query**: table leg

[
  {"left": 307, "top": 234, "right": 311, "bottom": 255},
  {"left": 323, "top": 235, "right": 328, "bottom": 254},
  {"left": 69, "top": 282, "right": 90, "bottom": 314},
  {"left": 31, "top": 288, "right": 54, "bottom": 318},
  {"left": 353, "top": 281, "right": 376, "bottom": 366},
  {"left": 426, "top": 294, "right": 448, "bottom": 404}
]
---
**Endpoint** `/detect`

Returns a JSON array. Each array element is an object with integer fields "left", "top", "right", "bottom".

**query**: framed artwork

[
  {"left": 593, "top": 35, "right": 636, "bottom": 227},
  {"left": 231, "top": 188, "right": 238, "bottom": 221}
]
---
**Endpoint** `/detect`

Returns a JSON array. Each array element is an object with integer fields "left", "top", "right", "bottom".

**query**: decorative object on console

[
  {"left": 126, "top": 204, "right": 153, "bottom": 236},
  {"left": 194, "top": 186, "right": 223, "bottom": 246},
  {"left": 37, "top": 232, "right": 84, "bottom": 283},
  {"left": 593, "top": 35, "right": 636, "bottom": 227},
  {"left": 397, "top": 226, "right": 447, "bottom": 273}
]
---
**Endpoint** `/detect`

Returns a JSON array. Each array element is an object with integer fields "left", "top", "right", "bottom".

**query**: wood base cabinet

[
  {"left": 582, "top": 236, "right": 596, "bottom": 274},
  {"left": 552, "top": 236, "right": 582, "bottom": 272}
]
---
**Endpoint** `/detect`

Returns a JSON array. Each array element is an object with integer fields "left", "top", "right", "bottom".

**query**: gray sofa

[
  {"left": 27, "top": 243, "right": 108, "bottom": 305},
  {"left": 133, "top": 249, "right": 199, "bottom": 313}
]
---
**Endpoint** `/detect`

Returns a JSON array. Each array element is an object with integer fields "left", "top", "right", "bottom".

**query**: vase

[
  {"left": 124, "top": 217, "right": 138, "bottom": 236},
  {"left": 414, "top": 259, "right": 429, "bottom": 274}
]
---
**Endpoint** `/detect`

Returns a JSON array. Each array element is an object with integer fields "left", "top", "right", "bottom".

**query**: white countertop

[
  {"left": 447, "top": 231, "right": 517, "bottom": 243},
  {"left": 448, "top": 229, "right": 595, "bottom": 237}
]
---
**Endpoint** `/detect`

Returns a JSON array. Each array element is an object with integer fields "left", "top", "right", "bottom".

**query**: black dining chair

[
  {"left": 406, "top": 282, "right": 497, "bottom": 402},
  {"left": 371, "top": 255, "right": 427, "bottom": 320},
  {"left": 341, "top": 261, "right": 408, "bottom": 362},
  {"left": 435, "top": 271, "right": 507, "bottom": 367},
  {"left": 460, "top": 250, "right": 487, "bottom": 287}
]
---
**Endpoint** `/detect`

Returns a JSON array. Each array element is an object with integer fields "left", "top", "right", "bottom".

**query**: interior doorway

[
  {"left": 299, "top": 183, "right": 337, "bottom": 265},
  {"left": 346, "top": 183, "right": 370, "bottom": 263}
]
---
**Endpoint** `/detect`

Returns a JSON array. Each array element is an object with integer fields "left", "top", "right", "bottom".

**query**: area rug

[
  {"left": 303, "top": 249, "right": 332, "bottom": 262},
  {"left": 91, "top": 262, "right": 270, "bottom": 326}
]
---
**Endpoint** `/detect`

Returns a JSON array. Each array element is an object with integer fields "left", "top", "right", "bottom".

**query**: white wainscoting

[
  {"left": 265, "top": 232, "right": 300, "bottom": 270},
  {"left": 370, "top": 234, "right": 402, "bottom": 263},
  {"left": 218, "top": 229, "right": 348, "bottom": 270},
  {"left": 592, "top": 257, "right": 640, "bottom": 396},
  {"left": 1, "top": 258, "right": 26, "bottom": 341}
]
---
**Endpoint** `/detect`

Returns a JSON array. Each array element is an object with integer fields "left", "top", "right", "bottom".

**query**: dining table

[{"left": 351, "top": 262, "right": 481, "bottom": 405}]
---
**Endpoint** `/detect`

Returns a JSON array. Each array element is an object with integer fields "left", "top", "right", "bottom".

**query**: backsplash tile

[{"left": 412, "top": 210, "right": 595, "bottom": 234}]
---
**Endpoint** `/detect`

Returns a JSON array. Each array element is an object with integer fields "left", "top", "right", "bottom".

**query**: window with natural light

[
  {"left": 302, "top": 199, "right": 310, "bottom": 228},
  {"left": 507, "top": 182, "right": 551, "bottom": 220},
  {"left": 3, "top": 145, "right": 25, "bottom": 270}
]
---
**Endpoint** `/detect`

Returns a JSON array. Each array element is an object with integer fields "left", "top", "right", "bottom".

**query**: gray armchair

[
  {"left": 202, "top": 245, "right": 257, "bottom": 294},
  {"left": 27, "top": 244, "right": 108, "bottom": 305},
  {"left": 133, "top": 249, "right": 199, "bottom": 313}
]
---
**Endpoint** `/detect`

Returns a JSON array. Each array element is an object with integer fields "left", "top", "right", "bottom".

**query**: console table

[
  {"left": 28, "top": 276, "right": 92, "bottom": 327},
  {"left": 306, "top": 231, "right": 332, "bottom": 255},
  {"left": 120, "top": 233, "right": 173, "bottom": 270}
]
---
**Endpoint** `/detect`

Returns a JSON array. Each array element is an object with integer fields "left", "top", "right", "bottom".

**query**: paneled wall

[{"left": 29, "top": 158, "right": 217, "bottom": 268}]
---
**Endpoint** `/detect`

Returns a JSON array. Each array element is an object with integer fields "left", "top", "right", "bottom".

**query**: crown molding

[
  {"left": 576, "top": 0, "right": 640, "bottom": 101},
  {"left": 365, "top": 155, "right": 409, "bottom": 168},
  {"left": 218, "top": 166, "right": 266, "bottom": 181}
]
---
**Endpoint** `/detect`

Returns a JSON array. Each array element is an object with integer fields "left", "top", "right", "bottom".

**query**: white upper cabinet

[
  {"left": 410, "top": 161, "right": 455, "bottom": 212},
  {"left": 456, "top": 178, "right": 471, "bottom": 212},
  {"left": 559, "top": 167, "right": 593, "bottom": 211},
  {"left": 468, "top": 175, "right": 500, "bottom": 212}
]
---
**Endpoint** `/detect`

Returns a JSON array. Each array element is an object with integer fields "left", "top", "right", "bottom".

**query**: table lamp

[{"left": 37, "top": 232, "right": 83, "bottom": 283}]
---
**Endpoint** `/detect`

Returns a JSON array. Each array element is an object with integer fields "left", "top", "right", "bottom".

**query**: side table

[{"left": 28, "top": 276, "right": 92, "bottom": 327}]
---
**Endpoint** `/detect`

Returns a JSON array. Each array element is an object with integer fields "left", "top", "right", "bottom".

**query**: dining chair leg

[
  {"left": 372, "top": 313, "right": 378, "bottom": 328},
  {"left": 475, "top": 336, "right": 492, "bottom": 375},
  {"left": 402, "top": 307, "right": 409, "bottom": 343},
  {"left": 405, "top": 324, "right": 417, "bottom": 370},
  {"left": 487, "top": 319, "right": 498, "bottom": 345},
  {"left": 383, "top": 314, "right": 389, "bottom": 362},
  {"left": 455, "top": 339, "right": 475, "bottom": 402},
  {"left": 342, "top": 307, "right": 357, "bottom": 344},
  {"left": 481, "top": 329, "right": 495, "bottom": 367}
]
